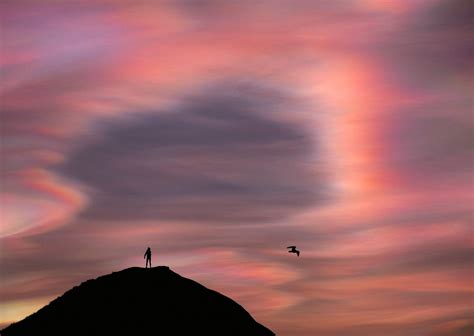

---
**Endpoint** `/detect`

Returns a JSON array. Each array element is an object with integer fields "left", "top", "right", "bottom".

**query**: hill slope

[{"left": 1, "top": 266, "right": 275, "bottom": 336}]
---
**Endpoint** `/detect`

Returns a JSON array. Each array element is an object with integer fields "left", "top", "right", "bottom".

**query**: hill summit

[{"left": 2, "top": 266, "right": 275, "bottom": 336}]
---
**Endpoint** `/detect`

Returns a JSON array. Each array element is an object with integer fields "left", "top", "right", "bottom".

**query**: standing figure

[{"left": 144, "top": 247, "right": 152, "bottom": 268}]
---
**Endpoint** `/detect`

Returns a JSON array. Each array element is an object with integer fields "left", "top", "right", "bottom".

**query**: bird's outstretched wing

[{"left": 287, "top": 246, "right": 296, "bottom": 249}]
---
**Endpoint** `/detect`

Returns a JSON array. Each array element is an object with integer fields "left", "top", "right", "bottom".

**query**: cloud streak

[{"left": 1, "top": 1, "right": 472, "bottom": 335}]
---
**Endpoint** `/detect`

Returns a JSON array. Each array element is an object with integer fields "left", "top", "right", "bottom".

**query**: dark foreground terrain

[{"left": 2, "top": 266, "right": 274, "bottom": 336}]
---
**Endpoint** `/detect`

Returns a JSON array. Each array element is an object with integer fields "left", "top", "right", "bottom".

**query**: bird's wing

[{"left": 287, "top": 246, "right": 296, "bottom": 249}]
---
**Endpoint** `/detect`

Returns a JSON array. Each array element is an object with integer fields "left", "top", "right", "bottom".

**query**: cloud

[
  {"left": 59, "top": 84, "right": 327, "bottom": 223},
  {"left": 375, "top": 0, "right": 473, "bottom": 87},
  {"left": 381, "top": 104, "right": 473, "bottom": 185},
  {"left": 1, "top": 2, "right": 472, "bottom": 335}
]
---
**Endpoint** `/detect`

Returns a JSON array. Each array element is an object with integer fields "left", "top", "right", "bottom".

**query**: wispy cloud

[{"left": 1, "top": 0, "right": 472, "bottom": 334}]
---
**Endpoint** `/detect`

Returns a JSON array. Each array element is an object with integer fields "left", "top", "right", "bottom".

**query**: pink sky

[{"left": 1, "top": 1, "right": 472, "bottom": 335}]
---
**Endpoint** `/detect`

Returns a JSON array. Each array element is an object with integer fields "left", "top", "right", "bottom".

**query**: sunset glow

[{"left": 1, "top": 1, "right": 472, "bottom": 335}]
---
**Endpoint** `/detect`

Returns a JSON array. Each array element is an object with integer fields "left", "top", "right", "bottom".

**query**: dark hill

[{"left": 1, "top": 266, "right": 275, "bottom": 336}]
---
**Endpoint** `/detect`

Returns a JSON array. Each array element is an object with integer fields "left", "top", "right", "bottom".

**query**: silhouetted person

[
  {"left": 144, "top": 247, "right": 152, "bottom": 268},
  {"left": 287, "top": 246, "right": 300, "bottom": 257}
]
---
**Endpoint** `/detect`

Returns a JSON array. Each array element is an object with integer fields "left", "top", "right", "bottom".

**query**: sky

[{"left": 0, "top": 0, "right": 472, "bottom": 335}]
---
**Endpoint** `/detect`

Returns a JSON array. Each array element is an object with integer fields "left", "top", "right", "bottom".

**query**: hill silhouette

[{"left": 1, "top": 266, "right": 275, "bottom": 336}]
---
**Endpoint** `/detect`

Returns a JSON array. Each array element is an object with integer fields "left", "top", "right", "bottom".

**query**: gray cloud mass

[{"left": 59, "top": 86, "right": 326, "bottom": 223}]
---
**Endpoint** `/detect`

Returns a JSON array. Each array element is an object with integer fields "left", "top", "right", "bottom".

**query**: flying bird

[{"left": 287, "top": 246, "right": 300, "bottom": 257}]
